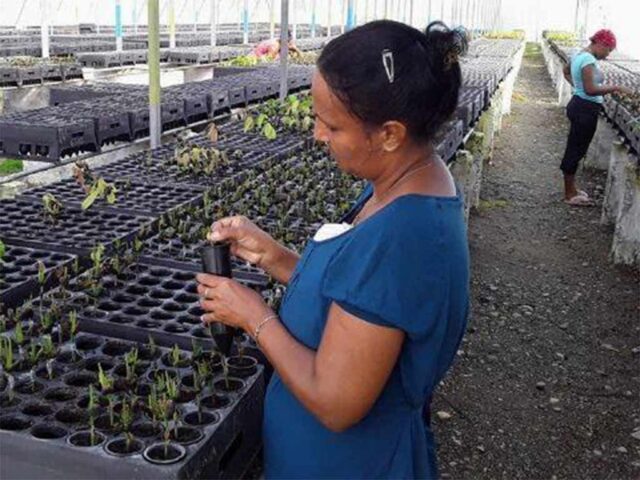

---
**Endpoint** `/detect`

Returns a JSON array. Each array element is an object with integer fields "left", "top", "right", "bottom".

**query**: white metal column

[
  {"left": 115, "top": 0, "right": 123, "bottom": 51},
  {"left": 210, "top": 0, "right": 218, "bottom": 46},
  {"left": 279, "top": 0, "right": 290, "bottom": 101},
  {"left": 169, "top": 0, "right": 176, "bottom": 48},
  {"left": 243, "top": 0, "right": 250, "bottom": 44},
  {"left": 40, "top": 0, "right": 50, "bottom": 58}
]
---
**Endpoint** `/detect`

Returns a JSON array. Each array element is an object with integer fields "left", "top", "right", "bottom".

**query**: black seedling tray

[
  {"left": 0, "top": 117, "right": 99, "bottom": 163},
  {"left": 94, "top": 146, "right": 277, "bottom": 188},
  {"left": 61, "top": 63, "right": 84, "bottom": 81},
  {"left": 18, "top": 66, "right": 43, "bottom": 86},
  {"left": 63, "top": 264, "right": 264, "bottom": 351},
  {"left": 20, "top": 178, "right": 204, "bottom": 218},
  {"left": 40, "top": 65, "right": 63, "bottom": 82},
  {"left": 218, "top": 122, "right": 308, "bottom": 156},
  {"left": 0, "top": 198, "right": 154, "bottom": 256},
  {"left": 0, "top": 244, "right": 77, "bottom": 310},
  {"left": 615, "top": 104, "right": 640, "bottom": 154},
  {"left": 0, "top": 66, "right": 20, "bottom": 87},
  {"left": 0, "top": 333, "right": 264, "bottom": 480}
]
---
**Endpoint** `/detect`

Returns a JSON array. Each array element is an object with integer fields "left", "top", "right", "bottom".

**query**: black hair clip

[{"left": 382, "top": 49, "right": 395, "bottom": 84}]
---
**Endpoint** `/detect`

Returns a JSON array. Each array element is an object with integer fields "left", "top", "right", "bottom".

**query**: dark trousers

[{"left": 560, "top": 95, "right": 602, "bottom": 175}]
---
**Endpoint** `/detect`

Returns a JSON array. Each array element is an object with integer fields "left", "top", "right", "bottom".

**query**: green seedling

[
  {"left": 107, "top": 394, "right": 116, "bottom": 427},
  {"left": 169, "top": 344, "right": 182, "bottom": 368},
  {"left": 14, "top": 321, "right": 24, "bottom": 346},
  {"left": 68, "top": 310, "right": 78, "bottom": 343},
  {"left": 164, "top": 372, "right": 179, "bottom": 401},
  {"left": 90, "top": 244, "right": 105, "bottom": 278},
  {"left": 0, "top": 337, "right": 14, "bottom": 372},
  {"left": 41, "top": 335, "right": 55, "bottom": 359},
  {"left": 124, "top": 348, "right": 138, "bottom": 382},
  {"left": 0, "top": 239, "right": 5, "bottom": 262},
  {"left": 98, "top": 363, "right": 114, "bottom": 393},
  {"left": 26, "top": 342, "right": 42, "bottom": 366}
]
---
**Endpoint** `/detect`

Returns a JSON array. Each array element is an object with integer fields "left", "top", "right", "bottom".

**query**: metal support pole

[
  {"left": 40, "top": 0, "right": 50, "bottom": 58},
  {"left": 311, "top": 0, "right": 317, "bottom": 37},
  {"left": 346, "top": 0, "right": 355, "bottom": 30},
  {"left": 408, "top": 0, "right": 413, "bottom": 26},
  {"left": 364, "top": 0, "right": 369, "bottom": 23},
  {"left": 341, "top": 0, "right": 346, "bottom": 33},
  {"left": 270, "top": 0, "right": 276, "bottom": 39},
  {"left": 327, "top": 0, "right": 332, "bottom": 37},
  {"left": 115, "top": 0, "right": 123, "bottom": 51},
  {"left": 279, "top": 0, "right": 290, "bottom": 101},
  {"left": 292, "top": 0, "right": 298, "bottom": 40},
  {"left": 148, "top": 0, "right": 162, "bottom": 149},
  {"left": 427, "top": 0, "right": 432, "bottom": 23},
  {"left": 464, "top": 0, "right": 470, "bottom": 27},
  {"left": 210, "top": 0, "right": 218, "bottom": 45},
  {"left": 384, "top": 0, "right": 388, "bottom": 19},
  {"left": 243, "top": 0, "right": 250, "bottom": 44},
  {"left": 193, "top": 0, "right": 198, "bottom": 33},
  {"left": 169, "top": 0, "right": 176, "bottom": 48},
  {"left": 133, "top": 0, "right": 138, "bottom": 34}
]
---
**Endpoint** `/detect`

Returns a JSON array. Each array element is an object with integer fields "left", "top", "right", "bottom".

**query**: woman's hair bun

[{"left": 424, "top": 21, "right": 469, "bottom": 70}]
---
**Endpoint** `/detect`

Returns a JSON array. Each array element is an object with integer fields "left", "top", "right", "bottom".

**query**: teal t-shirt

[{"left": 570, "top": 51, "right": 604, "bottom": 104}]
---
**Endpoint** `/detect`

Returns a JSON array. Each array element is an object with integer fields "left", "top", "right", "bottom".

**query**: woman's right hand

[
  {"left": 208, "top": 216, "right": 279, "bottom": 270},
  {"left": 615, "top": 85, "right": 634, "bottom": 96}
]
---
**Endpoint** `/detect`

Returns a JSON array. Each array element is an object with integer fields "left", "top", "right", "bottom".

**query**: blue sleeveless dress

[{"left": 263, "top": 184, "right": 470, "bottom": 479}]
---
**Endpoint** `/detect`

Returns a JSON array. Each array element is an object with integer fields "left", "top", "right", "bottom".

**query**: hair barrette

[{"left": 382, "top": 49, "right": 395, "bottom": 84}]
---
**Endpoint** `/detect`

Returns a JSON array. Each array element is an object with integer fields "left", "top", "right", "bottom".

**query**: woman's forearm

[
  {"left": 585, "top": 84, "right": 618, "bottom": 96},
  {"left": 261, "top": 243, "right": 299, "bottom": 284}
]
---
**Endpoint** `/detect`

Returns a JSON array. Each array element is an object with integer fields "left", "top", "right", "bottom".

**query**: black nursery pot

[
  {"left": 200, "top": 242, "right": 232, "bottom": 278},
  {"left": 143, "top": 442, "right": 187, "bottom": 465},
  {"left": 68, "top": 430, "right": 106, "bottom": 447},
  {"left": 227, "top": 355, "right": 258, "bottom": 378},
  {"left": 200, "top": 242, "right": 237, "bottom": 356},
  {"left": 104, "top": 436, "right": 145, "bottom": 457}
]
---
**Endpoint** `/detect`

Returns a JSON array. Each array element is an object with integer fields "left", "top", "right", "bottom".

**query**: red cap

[{"left": 589, "top": 29, "right": 617, "bottom": 49}]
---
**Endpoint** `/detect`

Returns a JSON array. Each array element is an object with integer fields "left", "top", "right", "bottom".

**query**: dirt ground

[{"left": 433, "top": 44, "right": 640, "bottom": 480}]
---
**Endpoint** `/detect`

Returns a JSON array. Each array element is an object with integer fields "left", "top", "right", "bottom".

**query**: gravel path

[{"left": 433, "top": 44, "right": 640, "bottom": 480}]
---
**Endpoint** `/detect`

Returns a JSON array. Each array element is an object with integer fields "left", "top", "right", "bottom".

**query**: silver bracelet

[{"left": 254, "top": 314, "right": 278, "bottom": 346}]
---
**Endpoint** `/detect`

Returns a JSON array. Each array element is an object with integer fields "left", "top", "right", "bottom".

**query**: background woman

[{"left": 560, "top": 29, "right": 633, "bottom": 206}]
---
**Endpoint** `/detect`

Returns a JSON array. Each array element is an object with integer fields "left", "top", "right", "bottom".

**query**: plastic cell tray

[
  {"left": 64, "top": 264, "right": 264, "bottom": 350},
  {"left": 0, "top": 117, "right": 99, "bottom": 163},
  {"left": 0, "top": 333, "right": 264, "bottom": 480},
  {"left": 0, "top": 244, "right": 77, "bottom": 310},
  {"left": 19, "top": 178, "right": 204, "bottom": 218},
  {"left": 0, "top": 198, "right": 154, "bottom": 256}
]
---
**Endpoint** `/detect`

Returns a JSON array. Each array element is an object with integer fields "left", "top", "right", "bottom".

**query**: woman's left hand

[{"left": 196, "top": 273, "right": 274, "bottom": 333}]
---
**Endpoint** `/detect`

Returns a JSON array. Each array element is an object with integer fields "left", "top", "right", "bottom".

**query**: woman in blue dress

[{"left": 197, "top": 20, "right": 470, "bottom": 479}]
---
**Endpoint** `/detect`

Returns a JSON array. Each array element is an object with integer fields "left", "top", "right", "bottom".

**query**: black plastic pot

[
  {"left": 143, "top": 442, "right": 187, "bottom": 465},
  {"left": 104, "top": 436, "right": 145, "bottom": 457},
  {"left": 67, "top": 430, "right": 106, "bottom": 447}
]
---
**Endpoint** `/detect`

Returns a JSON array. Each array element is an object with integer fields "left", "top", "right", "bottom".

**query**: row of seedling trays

[
  {"left": 0, "top": 63, "right": 83, "bottom": 87},
  {"left": 0, "top": 65, "right": 314, "bottom": 162}
]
